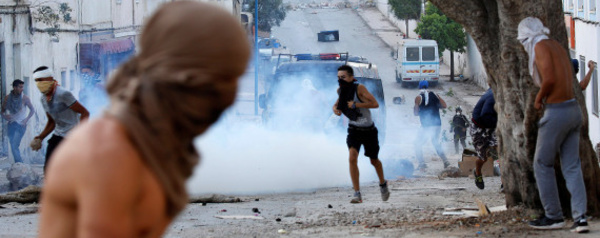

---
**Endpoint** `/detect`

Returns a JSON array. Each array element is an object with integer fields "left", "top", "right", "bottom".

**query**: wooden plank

[
  {"left": 214, "top": 215, "right": 265, "bottom": 220},
  {"left": 391, "top": 187, "right": 466, "bottom": 191}
]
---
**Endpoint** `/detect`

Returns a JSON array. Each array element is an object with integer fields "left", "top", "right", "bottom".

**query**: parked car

[{"left": 394, "top": 39, "right": 440, "bottom": 87}]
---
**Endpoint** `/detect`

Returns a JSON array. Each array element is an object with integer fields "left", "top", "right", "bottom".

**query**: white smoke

[{"left": 186, "top": 67, "right": 382, "bottom": 195}]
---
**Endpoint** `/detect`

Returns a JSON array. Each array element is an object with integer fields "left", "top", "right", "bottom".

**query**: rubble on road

[
  {"left": 188, "top": 194, "right": 242, "bottom": 203},
  {"left": 0, "top": 185, "right": 41, "bottom": 205}
]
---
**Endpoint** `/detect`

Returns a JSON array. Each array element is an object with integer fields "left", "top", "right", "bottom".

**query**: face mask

[
  {"left": 456, "top": 112, "right": 461, "bottom": 116},
  {"left": 36, "top": 81, "right": 55, "bottom": 94},
  {"left": 338, "top": 79, "right": 353, "bottom": 87}
]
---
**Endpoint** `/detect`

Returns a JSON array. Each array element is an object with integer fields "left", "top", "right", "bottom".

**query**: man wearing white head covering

[
  {"left": 38, "top": 2, "right": 251, "bottom": 237},
  {"left": 29, "top": 66, "right": 89, "bottom": 172},
  {"left": 517, "top": 17, "right": 589, "bottom": 233}
]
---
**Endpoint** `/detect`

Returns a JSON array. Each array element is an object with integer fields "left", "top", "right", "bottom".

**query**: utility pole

[{"left": 254, "top": 0, "right": 258, "bottom": 115}]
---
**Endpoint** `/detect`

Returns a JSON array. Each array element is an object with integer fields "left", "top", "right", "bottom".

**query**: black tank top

[{"left": 418, "top": 91, "right": 441, "bottom": 127}]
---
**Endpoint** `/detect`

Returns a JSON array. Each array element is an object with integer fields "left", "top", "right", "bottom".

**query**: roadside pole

[{"left": 254, "top": 0, "right": 259, "bottom": 116}]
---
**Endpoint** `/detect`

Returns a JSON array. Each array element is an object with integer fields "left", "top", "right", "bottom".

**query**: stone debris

[{"left": 7, "top": 163, "right": 41, "bottom": 191}]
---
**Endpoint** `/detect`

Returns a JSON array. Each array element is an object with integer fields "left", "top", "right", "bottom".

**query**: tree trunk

[
  {"left": 405, "top": 19, "right": 410, "bottom": 38},
  {"left": 450, "top": 50, "right": 455, "bottom": 81},
  {"left": 430, "top": 0, "right": 600, "bottom": 217}
]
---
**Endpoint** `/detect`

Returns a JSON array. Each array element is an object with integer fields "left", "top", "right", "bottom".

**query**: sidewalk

[{"left": 355, "top": 7, "right": 403, "bottom": 51}]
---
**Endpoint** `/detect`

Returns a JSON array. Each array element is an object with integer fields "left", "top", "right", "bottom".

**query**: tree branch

[{"left": 429, "top": 0, "right": 485, "bottom": 31}]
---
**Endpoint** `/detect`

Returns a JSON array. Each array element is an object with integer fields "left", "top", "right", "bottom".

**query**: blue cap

[
  {"left": 572, "top": 59, "right": 579, "bottom": 74},
  {"left": 418, "top": 80, "right": 429, "bottom": 89}
]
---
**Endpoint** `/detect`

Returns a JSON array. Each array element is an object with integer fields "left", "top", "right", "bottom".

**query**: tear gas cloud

[
  {"left": 75, "top": 50, "right": 418, "bottom": 196},
  {"left": 187, "top": 65, "right": 382, "bottom": 195}
]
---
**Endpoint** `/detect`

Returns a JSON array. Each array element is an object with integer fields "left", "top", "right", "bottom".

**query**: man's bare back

[
  {"left": 39, "top": 117, "right": 171, "bottom": 237},
  {"left": 534, "top": 39, "right": 575, "bottom": 108}
]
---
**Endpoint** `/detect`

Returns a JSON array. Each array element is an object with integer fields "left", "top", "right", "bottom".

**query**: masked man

[
  {"left": 413, "top": 80, "right": 449, "bottom": 170},
  {"left": 451, "top": 106, "right": 469, "bottom": 154},
  {"left": 38, "top": 2, "right": 251, "bottom": 237},
  {"left": 333, "top": 65, "right": 390, "bottom": 204},
  {"left": 30, "top": 66, "right": 89, "bottom": 172},
  {"left": 518, "top": 17, "right": 588, "bottom": 233}
]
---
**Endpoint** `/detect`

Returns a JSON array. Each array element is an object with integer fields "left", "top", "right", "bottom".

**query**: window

[
  {"left": 70, "top": 70, "right": 75, "bottom": 91},
  {"left": 61, "top": 71, "right": 67, "bottom": 88},
  {"left": 569, "top": 0, "right": 575, "bottom": 9},
  {"left": 579, "top": 0, "right": 585, "bottom": 11},
  {"left": 23, "top": 77, "right": 29, "bottom": 96},
  {"left": 13, "top": 44, "right": 21, "bottom": 81},
  {"left": 406, "top": 47, "right": 419, "bottom": 61},
  {"left": 422, "top": 47, "right": 435, "bottom": 61},
  {"left": 591, "top": 0, "right": 597, "bottom": 12},
  {"left": 593, "top": 63, "right": 599, "bottom": 116},
  {"left": 116, "top": 0, "right": 122, "bottom": 4}
]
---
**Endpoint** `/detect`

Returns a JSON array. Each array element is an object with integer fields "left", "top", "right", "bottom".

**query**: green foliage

[
  {"left": 59, "top": 3, "right": 73, "bottom": 23},
  {"left": 388, "top": 0, "right": 421, "bottom": 21},
  {"left": 33, "top": 3, "right": 73, "bottom": 37},
  {"left": 35, "top": 5, "right": 59, "bottom": 28},
  {"left": 414, "top": 2, "right": 466, "bottom": 56},
  {"left": 247, "top": 0, "right": 287, "bottom": 32}
]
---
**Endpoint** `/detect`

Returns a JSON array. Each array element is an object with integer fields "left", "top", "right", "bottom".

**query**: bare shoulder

[
  {"left": 414, "top": 95, "right": 422, "bottom": 104},
  {"left": 54, "top": 117, "right": 141, "bottom": 165},
  {"left": 46, "top": 117, "right": 144, "bottom": 194},
  {"left": 534, "top": 40, "right": 561, "bottom": 55},
  {"left": 357, "top": 84, "right": 368, "bottom": 91}
]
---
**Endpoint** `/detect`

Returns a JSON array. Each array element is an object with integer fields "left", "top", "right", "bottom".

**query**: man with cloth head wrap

[
  {"left": 38, "top": 2, "right": 250, "bottom": 237},
  {"left": 517, "top": 17, "right": 589, "bottom": 233},
  {"left": 413, "top": 80, "right": 450, "bottom": 170},
  {"left": 30, "top": 66, "right": 89, "bottom": 172}
]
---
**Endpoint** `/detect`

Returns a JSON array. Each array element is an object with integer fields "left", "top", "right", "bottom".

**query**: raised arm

[{"left": 580, "top": 60, "right": 596, "bottom": 90}]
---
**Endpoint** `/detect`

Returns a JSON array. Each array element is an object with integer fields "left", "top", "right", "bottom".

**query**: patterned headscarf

[
  {"left": 105, "top": 1, "right": 250, "bottom": 217},
  {"left": 6, "top": 90, "right": 23, "bottom": 114}
]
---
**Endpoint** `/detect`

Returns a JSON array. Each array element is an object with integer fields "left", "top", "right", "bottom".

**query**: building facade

[
  {"left": 0, "top": 0, "right": 241, "bottom": 164},
  {"left": 563, "top": 0, "right": 600, "bottom": 149}
]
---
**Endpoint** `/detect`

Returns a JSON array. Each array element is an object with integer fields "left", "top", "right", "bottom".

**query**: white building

[
  {"left": 1, "top": 0, "right": 241, "bottom": 164},
  {"left": 564, "top": 0, "right": 600, "bottom": 150}
]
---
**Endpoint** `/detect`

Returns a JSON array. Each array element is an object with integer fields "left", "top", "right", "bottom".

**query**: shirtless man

[
  {"left": 518, "top": 17, "right": 588, "bottom": 233},
  {"left": 38, "top": 2, "right": 251, "bottom": 237}
]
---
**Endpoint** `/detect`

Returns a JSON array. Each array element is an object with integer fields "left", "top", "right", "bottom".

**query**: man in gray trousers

[{"left": 518, "top": 17, "right": 588, "bottom": 233}]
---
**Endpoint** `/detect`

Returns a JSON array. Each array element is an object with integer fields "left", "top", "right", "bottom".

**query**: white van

[{"left": 395, "top": 39, "right": 440, "bottom": 87}]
